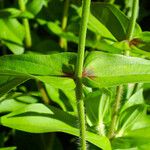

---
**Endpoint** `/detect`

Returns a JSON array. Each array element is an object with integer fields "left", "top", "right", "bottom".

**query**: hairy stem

[
  {"left": 18, "top": 0, "right": 32, "bottom": 48},
  {"left": 59, "top": 0, "right": 69, "bottom": 51},
  {"left": 108, "top": 0, "right": 139, "bottom": 139},
  {"left": 108, "top": 85, "right": 123, "bottom": 139},
  {"left": 75, "top": 0, "right": 91, "bottom": 149}
]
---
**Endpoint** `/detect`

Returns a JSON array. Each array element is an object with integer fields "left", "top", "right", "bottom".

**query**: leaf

[
  {"left": 72, "top": 5, "right": 116, "bottom": 41},
  {"left": 45, "top": 84, "right": 76, "bottom": 112},
  {"left": 121, "top": 89, "right": 144, "bottom": 112},
  {"left": 0, "top": 95, "right": 38, "bottom": 113},
  {"left": 83, "top": 51, "right": 150, "bottom": 88},
  {"left": 0, "top": 76, "right": 28, "bottom": 97},
  {"left": 0, "top": 53, "right": 76, "bottom": 90},
  {"left": 125, "top": 126, "right": 150, "bottom": 138},
  {"left": 0, "top": 8, "right": 34, "bottom": 19},
  {"left": 0, "top": 19, "right": 25, "bottom": 54},
  {"left": 0, "top": 103, "right": 111, "bottom": 150},
  {"left": 117, "top": 106, "right": 145, "bottom": 137},
  {"left": 112, "top": 126, "right": 150, "bottom": 149},
  {"left": 0, "top": 53, "right": 75, "bottom": 76},
  {"left": 91, "top": 3, "right": 142, "bottom": 41},
  {"left": 85, "top": 90, "right": 110, "bottom": 126},
  {"left": 46, "top": 21, "right": 121, "bottom": 53},
  {"left": 26, "top": 0, "right": 48, "bottom": 15},
  {"left": 132, "top": 31, "right": 150, "bottom": 53}
]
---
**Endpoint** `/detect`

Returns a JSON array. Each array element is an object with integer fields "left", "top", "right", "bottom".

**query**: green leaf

[
  {"left": 112, "top": 126, "right": 150, "bottom": 149},
  {"left": 72, "top": 5, "right": 116, "bottom": 41},
  {"left": 83, "top": 51, "right": 150, "bottom": 88},
  {"left": 121, "top": 89, "right": 144, "bottom": 112},
  {"left": 117, "top": 106, "right": 145, "bottom": 137},
  {"left": 0, "top": 19, "right": 25, "bottom": 54},
  {"left": 46, "top": 21, "right": 121, "bottom": 53},
  {"left": 26, "top": 0, "right": 48, "bottom": 15},
  {"left": 0, "top": 53, "right": 76, "bottom": 90},
  {"left": 45, "top": 84, "right": 76, "bottom": 112},
  {"left": 0, "top": 76, "right": 28, "bottom": 97},
  {"left": 0, "top": 103, "right": 111, "bottom": 150},
  {"left": 0, "top": 53, "right": 75, "bottom": 76},
  {"left": 0, "top": 8, "right": 34, "bottom": 19},
  {"left": 0, "top": 95, "right": 37, "bottom": 113},
  {"left": 132, "top": 32, "right": 150, "bottom": 54},
  {"left": 85, "top": 90, "right": 110, "bottom": 125},
  {"left": 0, "top": 147, "right": 16, "bottom": 150},
  {"left": 91, "top": 3, "right": 142, "bottom": 41},
  {"left": 125, "top": 126, "right": 150, "bottom": 138}
]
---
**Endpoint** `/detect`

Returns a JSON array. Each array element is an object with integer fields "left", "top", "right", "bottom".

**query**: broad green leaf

[
  {"left": 0, "top": 53, "right": 76, "bottom": 90},
  {"left": 0, "top": 19, "right": 25, "bottom": 54},
  {"left": 0, "top": 103, "right": 111, "bottom": 150},
  {"left": 83, "top": 51, "right": 150, "bottom": 88},
  {"left": 91, "top": 3, "right": 141, "bottom": 41},
  {"left": 0, "top": 53, "right": 75, "bottom": 76}
]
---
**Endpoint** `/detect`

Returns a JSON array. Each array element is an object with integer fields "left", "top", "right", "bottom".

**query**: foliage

[{"left": 0, "top": 0, "right": 150, "bottom": 150}]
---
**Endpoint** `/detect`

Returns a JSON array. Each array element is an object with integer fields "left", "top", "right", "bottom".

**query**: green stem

[
  {"left": 108, "top": 0, "right": 139, "bottom": 139},
  {"left": 75, "top": 0, "right": 91, "bottom": 149},
  {"left": 126, "top": 0, "right": 139, "bottom": 41},
  {"left": 37, "top": 81, "right": 50, "bottom": 105},
  {"left": 59, "top": 0, "right": 69, "bottom": 51},
  {"left": 18, "top": 0, "right": 32, "bottom": 48},
  {"left": 108, "top": 85, "right": 123, "bottom": 139}
]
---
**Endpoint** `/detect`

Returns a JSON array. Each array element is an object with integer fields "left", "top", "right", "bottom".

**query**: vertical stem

[
  {"left": 126, "top": 0, "right": 139, "bottom": 41},
  {"left": 108, "top": 85, "right": 123, "bottom": 139},
  {"left": 18, "top": 0, "right": 32, "bottom": 48},
  {"left": 108, "top": 0, "right": 139, "bottom": 139},
  {"left": 59, "top": 0, "right": 69, "bottom": 51},
  {"left": 37, "top": 81, "right": 50, "bottom": 105},
  {"left": 75, "top": 0, "right": 91, "bottom": 149}
]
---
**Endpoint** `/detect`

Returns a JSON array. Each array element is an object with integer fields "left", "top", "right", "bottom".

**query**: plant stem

[
  {"left": 75, "top": 0, "right": 91, "bottom": 149},
  {"left": 37, "top": 81, "right": 50, "bottom": 105},
  {"left": 108, "top": 85, "right": 123, "bottom": 139},
  {"left": 126, "top": 0, "right": 139, "bottom": 41},
  {"left": 59, "top": 0, "right": 69, "bottom": 51},
  {"left": 108, "top": 0, "right": 139, "bottom": 139},
  {"left": 18, "top": 0, "right": 32, "bottom": 48}
]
